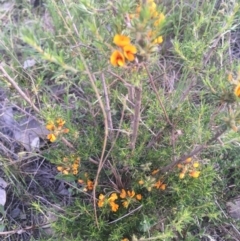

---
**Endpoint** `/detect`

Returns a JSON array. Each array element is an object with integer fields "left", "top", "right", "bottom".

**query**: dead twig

[
  {"left": 0, "top": 65, "right": 40, "bottom": 114},
  {"left": 101, "top": 73, "right": 114, "bottom": 140},
  {"left": 144, "top": 64, "right": 172, "bottom": 127},
  {"left": 130, "top": 85, "right": 142, "bottom": 150}
]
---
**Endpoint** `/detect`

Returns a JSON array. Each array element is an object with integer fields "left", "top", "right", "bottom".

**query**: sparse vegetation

[{"left": 1, "top": 0, "right": 240, "bottom": 240}]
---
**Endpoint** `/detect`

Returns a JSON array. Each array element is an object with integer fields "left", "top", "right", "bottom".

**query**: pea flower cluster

[
  {"left": 138, "top": 169, "right": 166, "bottom": 191},
  {"left": 78, "top": 173, "right": 94, "bottom": 191},
  {"left": 177, "top": 158, "right": 200, "bottom": 179},
  {"left": 56, "top": 156, "right": 80, "bottom": 175},
  {"left": 131, "top": 0, "right": 165, "bottom": 45},
  {"left": 98, "top": 189, "right": 142, "bottom": 212},
  {"left": 120, "top": 189, "right": 142, "bottom": 208},
  {"left": 110, "top": 34, "right": 137, "bottom": 67},
  {"left": 46, "top": 118, "right": 69, "bottom": 142}
]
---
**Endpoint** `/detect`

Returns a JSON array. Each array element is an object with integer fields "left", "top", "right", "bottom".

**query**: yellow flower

[
  {"left": 154, "top": 13, "right": 165, "bottom": 27},
  {"left": 56, "top": 118, "right": 65, "bottom": 128},
  {"left": 154, "top": 36, "right": 163, "bottom": 44},
  {"left": 122, "top": 200, "right": 129, "bottom": 208},
  {"left": 109, "top": 201, "right": 119, "bottom": 212},
  {"left": 99, "top": 194, "right": 105, "bottom": 200},
  {"left": 120, "top": 189, "right": 127, "bottom": 199},
  {"left": 47, "top": 133, "right": 56, "bottom": 142},
  {"left": 108, "top": 193, "right": 118, "bottom": 202},
  {"left": 110, "top": 50, "right": 125, "bottom": 67},
  {"left": 57, "top": 166, "right": 64, "bottom": 172},
  {"left": 98, "top": 200, "right": 104, "bottom": 208},
  {"left": 113, "top": 34, "right": 130, "bottom": 47},
  {"left": 136, "top": 194, "right": 142, "bottom": 200},
  {"left": 189, "top": 171, "right": 200, "bottom": 178},
  {"left": 148, "top": 1, "right": 157, "bottom": 16},
  {"left": 123, "top": 45, "right": 137, "bottom": 61},
  {"left": 127, "top": 190, "right": 135, "bottom": 198},
  {"left": 138, "top": 180, "right": 144, "bottom": 185},
  {"left": 72, "top": 169, "right": 78, "bottom": 175},
  {"left": 179, "top": 172, "right": 185, "bottom": 179},
  {"left": 98, "top": 194, "right": 105, "bottom": 208},
  {"left": 46, "top": 122, "right": 55, "bottom": 131},
  {"left": 234, "top": 83, "right": 240, "bottom": 97},
  {"left": 193, "top": 162, "right": 199, "bottom": 168},
  {"left": 62, "top": 170, "right": 69, "bottom": 175}
]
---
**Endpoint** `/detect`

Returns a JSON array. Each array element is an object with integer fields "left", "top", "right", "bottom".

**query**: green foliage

[{"left": 1, "top": 0, "right": 240, "bottom": 240}]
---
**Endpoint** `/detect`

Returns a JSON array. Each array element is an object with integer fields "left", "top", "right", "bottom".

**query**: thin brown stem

[
  {"left": 144, "top": 64, "right": 172, "bottom": 127},
  {"left": 78, "top": 53, "right": 108, "bottom": 229},
  {"left": 101, "top": 73, "right": 114, "bottom": 140},
  {"left": 0, "top": 65, "right": 40, "bottom": 113},
  {"left": 130, "top": 85, "right": 142, "bottom": 150}
]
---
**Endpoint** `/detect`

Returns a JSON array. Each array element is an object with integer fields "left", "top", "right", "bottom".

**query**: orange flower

[
  {"left": 151, "top": 169, "right": 160, "bottom": 175},
  {"left": 46, "top": 122, "right": 55, "bottom": 131},
  {"left": 110, "top": 50, "right": 125, "bottom": 67},
  {"left": 136, "top": 194, "right": 142, "bottom": 200},
  {"left": 177, "top": 164, "right": 183, "bottom": 169},
  {"left": 189, "top": 171, "right": 200, "bottom": 178},
  {"left": 120, "top": 189, "right": 127, "bottom": 199},
  {"left": 122, "top": 238, "right": 129, "bottom": 241},
  {"left": 154, "top": 180, "right": 162, "bottom": 189},
  {"left": 98, "top": 200, "right": 104, "bottom": 208},
  {"left": 108, "top": 193, "right": 118, "bottom": 202},
  {"left": 113, "top": 34, "right": 130, "bottom": 47},
  {"left": 234, "top": 83, "right": 240, "bottom": 97},
  {"left": 154, "top": 36, "right": 163, "bottom": 44},
  {"left": 185, "top": 157, "right": 192, "bottom": 163},
  {"left": 47, "top": 133, "right": 56, "bottom": 142},
  {"left": 56, "top": 118, "right": 65, "bottom": 128},
  {"left": 72, "top": 169, "right": 78, "bottom": 175},
  {"left": 160, "top": 184, "right": 166, "bottom": 190},
  {"left": 63, "top": 128, "right": 69, "bottom": 133},
  {"left": 127, "top": 190, "right": 135, "bottom": 198},
  {"left": 109, "top": 201, "right": 119, "bottom": 212},
  {"left": 136, "top": 5, "right": 141, "bottom": 14},
  {"left": 123, "top": 45, "right": 137, "bottom": 61},
  {"left": 87, "top": 180, "right": 94, "bottom": 190},
  {"left": 98, "top": 194, "right": 105, "bottom": 208}
]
